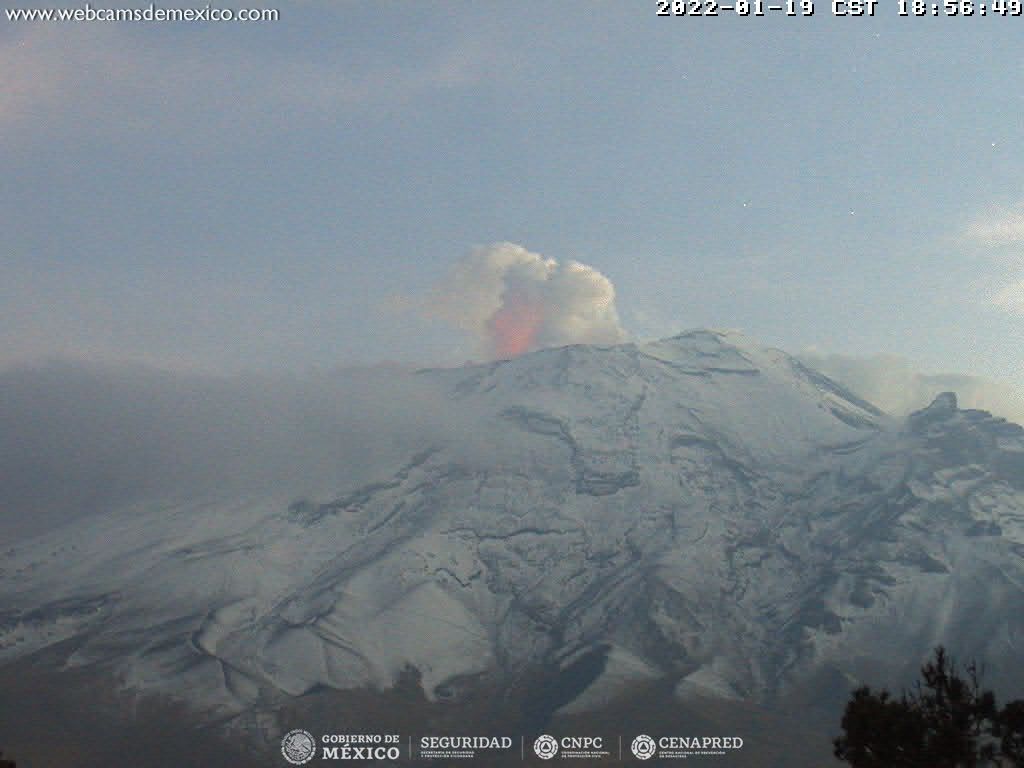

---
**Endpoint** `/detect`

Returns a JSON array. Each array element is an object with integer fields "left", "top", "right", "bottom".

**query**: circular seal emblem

[
  {"left": 533, "top": 734, "right": 559, "bottom": 760},
  {"left": 631, "top": 734, "right": 657, "bottom": 761},
  {"left": 281, "top": 729, "right": 316, "bottom": 765}
]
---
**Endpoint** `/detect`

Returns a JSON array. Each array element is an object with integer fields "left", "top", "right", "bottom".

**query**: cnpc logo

[
  {"left": 533, "top": 735, "right": 558, "bottom": 760},
  {"left": 533, "top": 734, "right": 605, "bottom": 759}
]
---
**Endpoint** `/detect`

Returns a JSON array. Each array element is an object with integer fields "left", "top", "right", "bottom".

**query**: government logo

[
  {"left": 631, "top": 734, "right": 657, "bottom": 760},
  {"left": 281, "top": 729, "right": 317, "bottom": 765},
  {"left": 533, "top": 734, "right": 559, "bottom": 760}
]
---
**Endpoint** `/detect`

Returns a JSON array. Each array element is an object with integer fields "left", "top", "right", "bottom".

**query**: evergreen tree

[{"left": 835, "top": 646, "right": 1024, "bottom": 768}]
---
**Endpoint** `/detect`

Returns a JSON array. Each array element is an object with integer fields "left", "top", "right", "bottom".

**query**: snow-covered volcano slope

[{"left": 2, "top": 330, "right": 1022, "bottom": 723}]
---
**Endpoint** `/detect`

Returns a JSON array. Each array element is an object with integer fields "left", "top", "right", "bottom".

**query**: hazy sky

[{"left": 4, "top": 3, "right": 1024, "bottom": 388}]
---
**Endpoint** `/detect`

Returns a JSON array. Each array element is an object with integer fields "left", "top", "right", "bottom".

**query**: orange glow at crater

[{"left": 488, "top": 297, "right": 545, "bottom": 358}]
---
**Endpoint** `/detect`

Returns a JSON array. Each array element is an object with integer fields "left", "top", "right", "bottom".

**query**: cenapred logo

[
  {"left": 630, "top": 733, "right": 744, "bottom": 760},
  {"left": 631, "top": 734, "right": 657, "bottom": 761},
  {"left": 281, "top": 729, "right": 317, "bottom": 765},
  {"left": 533, "top": 734, "right": 559, "bottom": 760}
]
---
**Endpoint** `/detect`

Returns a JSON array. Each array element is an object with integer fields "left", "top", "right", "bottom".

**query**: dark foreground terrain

[{"left": 0, "top": 639, "right": 840, "bottom": 767}]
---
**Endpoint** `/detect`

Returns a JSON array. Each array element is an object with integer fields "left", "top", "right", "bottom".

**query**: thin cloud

[
  {"left": 964, "top": 202, "right": 1024, "bottom": 247},
  {"left": 993, "top": 278, "right": 1024, "bottom": 315},
  {"left": 0, "top": 26, "right": 74, "bottom": 129},
  {"left": 799, "top": 351, "right": 1024, "bottom": 426},
  {"left": 0, "top": 24, "right": 511, "bottom": 142},
  {"left": 961, "top": 202, "right": 1024, "bottom": 315}
]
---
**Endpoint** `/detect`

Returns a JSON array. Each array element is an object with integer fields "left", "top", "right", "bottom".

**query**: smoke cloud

[
  {"left": 0, "top": 362, "right": 490, "bottom": 543},
  {"left": 799, "top": 352, "right": 1024, "bottom": 425},
  {"left": 432, "top": 243, "right": 627, "bottom": 359},
  {"left": 4, "top": 349, "right": 1018, "bottom": 547}
]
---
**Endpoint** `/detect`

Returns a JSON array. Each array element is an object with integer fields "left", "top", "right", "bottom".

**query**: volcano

[{"left": 3, "top": 330, "right": 1023, "bottom": 765}]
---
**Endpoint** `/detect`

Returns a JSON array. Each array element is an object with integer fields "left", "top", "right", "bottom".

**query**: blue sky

[{"left": 3, "top": 2, "right": 1023, "bottom": 389}]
